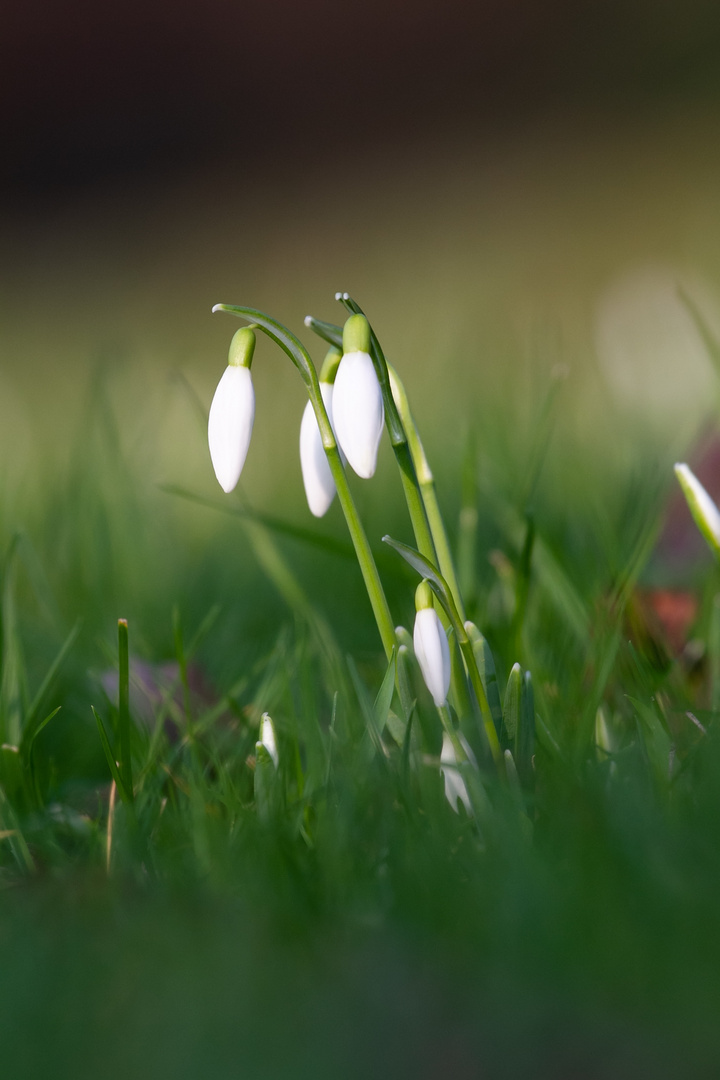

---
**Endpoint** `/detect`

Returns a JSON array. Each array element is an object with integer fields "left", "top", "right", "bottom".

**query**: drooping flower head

[
  {"left": 413, "top": 579, "right": 451, "bottom": 708},
  {"left": 332, "top": 314, "right": 384, "bottom": 479},
  {"left": 208, "top": 327, "right": 256, "bottom": 493},
  {"left": 299, "top": 346, "right": 343, "bottom": 517}
]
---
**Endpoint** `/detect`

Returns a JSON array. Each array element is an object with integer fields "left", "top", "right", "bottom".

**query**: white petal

[
  {"left": 440, "top": 733, "right": 472, "bottom": 814},
  {"left": 674, "top": 463, "right": 720, "bottom": 550},
  {"left": 413, "top": 607, "right": 451, "bottom": 707},
  {"left": 260, "top": 714, "right": 279, "bottom": 768},
  {"left": 300, "top": 384, "right": 336, "bottom": 517},
  {"left": 208, "top": 366, "right": 255, "bottom": 493},
  {"left": 332, "top": 351, "right": 384, "bottom": 479}
]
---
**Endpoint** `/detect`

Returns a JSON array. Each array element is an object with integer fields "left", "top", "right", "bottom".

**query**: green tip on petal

[
  {"left": 319, "top": 346, "right": 342, "bottom": 384},
  {"left": 228, "top": 327, "right": 256, "bottom": 369},
  {"left": 415, "top": 579, "right": 434, "bottom": 612},
  {"left": 342, "top": 314, "right": 371, "bottom": 355}
]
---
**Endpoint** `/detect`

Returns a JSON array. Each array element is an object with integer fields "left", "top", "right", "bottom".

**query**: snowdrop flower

[
  {"left": 258, "top": 712, "right": 279, "bottom": 768},
  {"left": 674, "top": 462, "right": 720, "bottom": 558},
  {"left": 208, "top": 327, "right": 256, "bottom": 493},
  {"left": 299, "top": 347, "right": 342, "bottom": 517},
  {"left": 332, "top": 314, "right": 384, "bottom": 479},
  {"left": 413, "top": 580, "right": 451, "bottom": 707},
  {"left": 440, "top": 732, "right": 474, "bottom": 815}
]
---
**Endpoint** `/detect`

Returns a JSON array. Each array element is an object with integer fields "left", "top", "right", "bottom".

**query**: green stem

[
  {"left": 388, "top": 364, "right": 465, "bottom": 621},
  {"left": 459, "top": 635, "right": 502, "bottom": 766},
  {"left": 388, "top": 363, "right": 472, "bottom": 722},
  {"left": 214, "top": 304, "right": 396, "bottom": 661},
  {"left": 394, "top": 441, "right": 437, "bottom": 561},
  {"left": 323, "top": 443, "right": 396, "bottom": 659}
]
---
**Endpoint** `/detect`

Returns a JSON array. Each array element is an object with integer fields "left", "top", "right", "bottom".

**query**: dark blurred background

[{"left": 4, "top": 0, "right": 720, "bottom": 199}]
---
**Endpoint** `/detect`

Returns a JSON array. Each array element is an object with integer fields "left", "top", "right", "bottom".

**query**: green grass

[{"left": 1, "top": 309, "right": 720, "bottom": 1078}]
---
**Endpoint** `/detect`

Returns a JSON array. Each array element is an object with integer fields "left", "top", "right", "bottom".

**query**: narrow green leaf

[
  {"left": 347, "top": 656, "right": 385, "bottom": 759},
  {"left": 22, "top": 706, "right": 61, "bottom": 764},
  {"left": 516, "top": 670, "right": 536, "bottom": 789},
  {"left": 92, "top": 706, "right": 129, "bottom": 803},
  {"left": 502, "top": 663, "right": 522, "bottom": 744},
  {"left": 513, "top": 513, "right": 535, "bottom": 648},
  {"left": 186, "top": 603, "right": 222, "bottom": 657},
  {"left": 629, "top": 696, "right": 672, "bottom": 785},
  {"left": 503, "top": 750, "right": 533, "bottom": 839},
  {"left": 213, "top": 304, "right": 314, "bottom": 386},
  {"left": 117, "top": 619, "right": 133, "bottom": 801},
  {"left": 465, "top": 622, "right": 502, "bottom": 738},
  {"left": 254, "top": 743, "right": 277, "bottom": 824},
  {"left": 457, "top": 432, "right": 479, "bottom": 608},
  {"left": 23, "top": 621, "right": 80, "bottom": 746},
  {"left": 535, "top": 713, "right": 563, "bottom": 760},
  {"left": 160, "top": 484, "right": 357, "bottom": 560},
  {"left": 373, "top": 649, "right": 397, "bottom": 737},
  {"left": 304, "top": 315, "right": 343, "bottom": 350},
  {"left": 382, "top": 535, "right": 461, "bottom": 634},
  {"left": 401, "top": 703, "right": 416, "bottom": 777}
]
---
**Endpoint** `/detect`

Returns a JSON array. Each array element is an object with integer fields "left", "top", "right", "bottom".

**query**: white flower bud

[
  {"left": 300, "top": 383, "right": 337, "bottom": 517},
  {"left": 208, "top": 366, "right": 255, "bottom": 493},
  {"left": 258, "top": 712, "right": 278, "bottom": 768},
  {"left": 208, "top": 329, "right": 256, "bottom": 495},
  {"left": 332, "top": 350, "right": 384, "bottom": 479},
  {"left": 440, "top": 732, "right": 472, "bottom": 815},
  {"left": 413, "top": 605, "right": 451, "bottom": 707},
  {"left": 674, "top": 462, "right": 720, "bottom": 556}
]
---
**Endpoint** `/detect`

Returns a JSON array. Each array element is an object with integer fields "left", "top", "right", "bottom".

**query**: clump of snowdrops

[{"left": 206, "top": 293, "right": 535, "bottom": 818}]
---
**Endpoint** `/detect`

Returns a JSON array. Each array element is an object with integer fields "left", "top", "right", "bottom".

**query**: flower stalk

[{"left": 388, "top": 363, "right": 465, "bottom": 621}]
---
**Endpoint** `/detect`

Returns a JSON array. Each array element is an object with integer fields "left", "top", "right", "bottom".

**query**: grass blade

[
  {"left": 23, "top": 620, "right": 81, "bottom": 742},
  {"left": 92, "top": 706, "right": 130, "bottom": 803},
  {"left": 117, "top": 619, "right": 133, "bottom": 801},
  {"left": 516, "top": 671, "right": 535, "bottom": 790},
  {"left": 466, "top": 622, "right": 503, "bottom": 738},
  {"left": 373, "top": 649, "right": 397, "bottom": 738},
  {"left": 161, "top": 484, "right": 356, "bottom": 560},
  {"left": 502, "top": 663, "right": 522, "bottom": 745}
]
